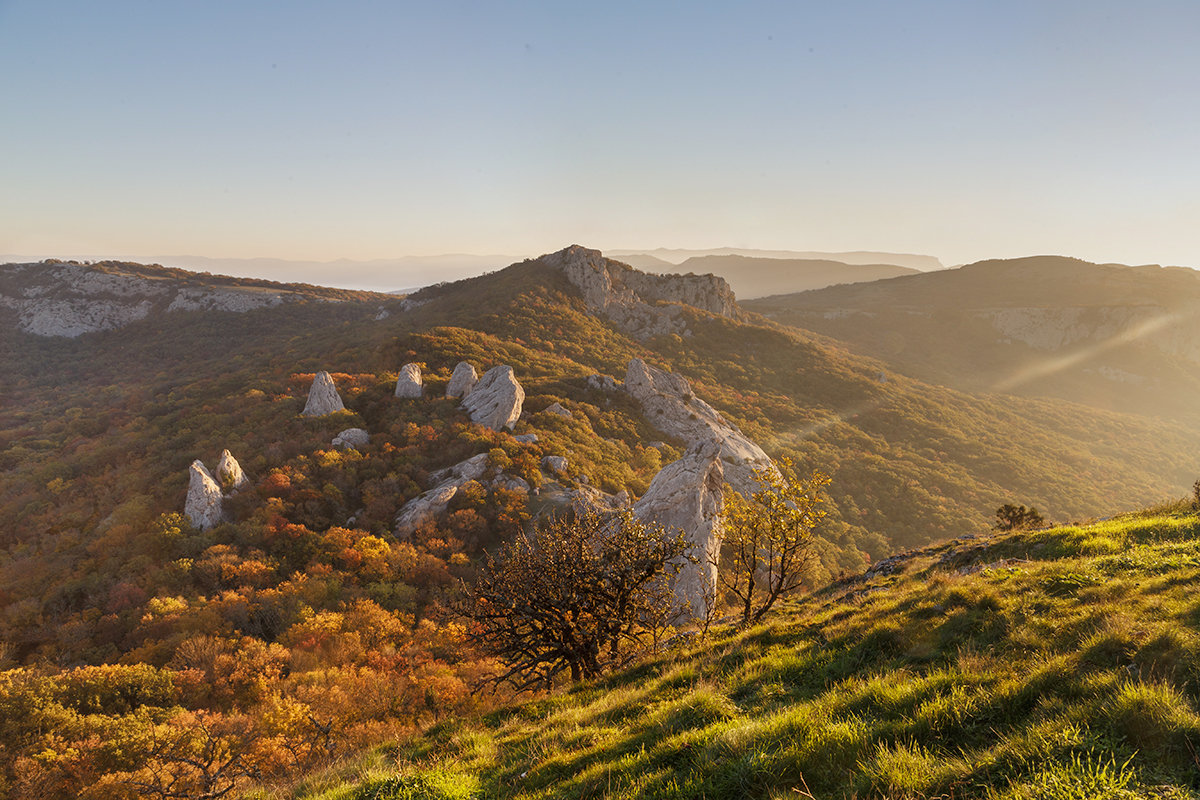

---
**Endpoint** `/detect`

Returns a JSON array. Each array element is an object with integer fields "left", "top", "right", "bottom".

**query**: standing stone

[
  {"left": 445, "top": 361, "right": 479, "bottom": 398},
  {"left": 214, "top": 450, "right": 248, "bottom": 492},
  {"left": 460, "top": 365, "right": 524, "bottom": 430},
  {"left": 301, "top": 371, "right": 346, "bottom": 417},
  {"left": 394, "top": 363, "right": 424, "bottom": 398},
  {"left": 634, "top": 443, "right": 725, "bottom": 620},
  {"left": 185, "top": 460, "right": 224, "bottom": 531}
]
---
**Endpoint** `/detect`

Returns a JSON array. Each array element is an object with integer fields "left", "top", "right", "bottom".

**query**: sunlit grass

[{"left": 288, "top": 512, "right": 1200, "bottom": 800}]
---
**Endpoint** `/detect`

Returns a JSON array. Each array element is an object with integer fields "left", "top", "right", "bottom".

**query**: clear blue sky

[{"left": 3, "top": 1, "right": 1199, "bottom": 267}]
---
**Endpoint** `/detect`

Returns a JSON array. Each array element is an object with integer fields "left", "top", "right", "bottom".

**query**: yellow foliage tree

[{"left": 719, "top": 458, "right": 830, "bottom": 625}]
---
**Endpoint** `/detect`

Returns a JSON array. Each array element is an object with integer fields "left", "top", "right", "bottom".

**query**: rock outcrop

[
  {"left": 332, "top": 428, "right": 370, "bottom": 451},
  {"left": 634, "top": 443, "right": 725, "bottom": 619},
  {"left": 541, "top": 455, "right": 569, "bottom": 476},
  {"left": 394, "top": 363, "right": 424, "bottom": 398},
  {"left": 394, "top": 453, "right": 491, "bottom": 538},
  {"left": 445, "top": 361, "right": 479, "bottom": 398},
  {"left": 460, "top": 365, "right": 524, "bottom": 430},
  {"left": 301, "top": 371, "right": 346, "bottom": 417},
  {"left": 185, "top": 460, "right": 225, "bottom": 531},
  {"left": 214, "top": 450, "right": 248, "bottom": 492},
  {"left": 538, "top": 245, "right": 739, "bottom": 339},
  {"left": 587, "top": 374, "right": 619, "bottom": 392},
  {"left": 624, "top": 358, "right": 772, "bottom": 493},
  {"left": 542, "top": 402, "right": 572, "bottom": 418}
]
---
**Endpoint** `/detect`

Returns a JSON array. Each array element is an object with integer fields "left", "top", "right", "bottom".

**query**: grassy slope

[{"left": 292, "top": 506, "right": 1200, "bottom": 800}]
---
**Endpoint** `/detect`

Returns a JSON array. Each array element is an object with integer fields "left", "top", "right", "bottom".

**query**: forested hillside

[{"left": 2, "top": 251, "right": 1199, "bottom": 795}]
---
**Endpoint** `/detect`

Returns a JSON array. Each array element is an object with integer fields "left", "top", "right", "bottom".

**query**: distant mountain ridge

[
  {"left": 666, "top": 254, "right": 919, "bottom": 299},
  {"left": 745, "top": 255, "right": 1200, "bottom": 421},
  {"left": 609, "top": 247, "right": 943, "bottom": 271}
]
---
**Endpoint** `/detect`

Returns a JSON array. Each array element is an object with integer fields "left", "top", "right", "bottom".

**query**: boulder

[
  {"left": 634, "top": 443, "right": 725, "bottom": 620},
  {"left": 542, "top": 402, "right": 572, "bottom": 418},
  {"left": 513, "top": 433, "right": 539, "bottom": 444},
  {"left": 624, "top": 358, "right": 771, "bottom": 494},
  {"left": 301, "top": 371, "right": 346, "bottom": 417},
  {"left": 332, "top": 427, "right": 370, "bottom": 451},
  {"left": 461, "top": 365, "right": 524, "bottom": 430},
  {"left": 214, "top": 450, "right": 248, "bottom": 492},
  {"left": 541, "top": 455, "right": 569, "bottom": 476},
  {"left": 445, "top": 361, "right": 479, "bottom": 398},
  {"left": 395, "top": 453, "right": 492, "bottom": 538},
  {"left": 185, "top": 460, "right": 224, "bottom": 531},
  {"left": 394, "top": 363, "right": 424, "bottom": 398}
]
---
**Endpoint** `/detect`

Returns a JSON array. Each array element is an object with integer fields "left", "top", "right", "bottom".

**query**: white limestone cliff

[
  {"left": 301, "top": 371, "right": 346, "bottom": 417},
  {"left": 461, "top": 365, "right": 524, "bottom": 430}
]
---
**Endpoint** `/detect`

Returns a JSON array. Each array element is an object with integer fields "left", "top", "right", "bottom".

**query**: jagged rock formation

[
  {"left": 460, "top": 365, "right": 524, "bottom": 430},
  {"left": 445, "top": 361, "right": 478, "bottom": 398},
  {"left": 623, "top": 358, "right": 772, "bottom": 493},
  {"left": 634, "top": 443, "right": 725, "bottom": 619},
  {"left": 301, "top": 371, "right": 346, "bottom": 417},
  {"left": 542, "top": 402, "right": 572, "bottom": 418},
  {"left": 394, "top": 453, "right": 491, "bottom": 538},
  {"left": 185, "top": 460, "right": 225, "bottom": 531},
  {"left": 332, "top": 428, "right": 370, "bottom": 451},
  {"left": 214, "top": 450, "right": 248, "bottom": 492},
  {"left": 541, "top": 455, "right": 569, "bottom": 476},
  {"left": 539, "top": 245, "right": 739, "bottom": 339},
  {"left": 0, "top": 260, "right": 385, "bottom": 338},
  {"left": 394, "top": 363, "right": 424, "bottom": 398}
]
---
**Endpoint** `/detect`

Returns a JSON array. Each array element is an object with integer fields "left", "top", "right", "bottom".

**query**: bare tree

[
  {"left": 718, "top": 458, "right": 829, "bottom": 626},
  {"left": 462, "top": 507, "right": 688, "bottom": 691}
]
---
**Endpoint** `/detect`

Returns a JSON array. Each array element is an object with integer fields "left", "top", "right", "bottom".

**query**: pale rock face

[
  {"left": 332, "top": 428, "right": 370, "bottom": 450},
  {"left": 0, "top": 262, "right": 317, "bottom": 338},
  {"left": 460, "top": 365, "right": 524, "bottom": 430},
  {"left": 394, "top": 363, "right": 424, "bottom": 398},
  {"left": 214, "top": 450, "right": 248, "bottom": 491},
  {"left": 538, "top": 245, "right": 739, "bottom": 339},
  {"left": 634, "top": 443, "right": 725, "bottom": 619},
  {"left": 445, "top": 361, "right": 479, "bottom": 398},
  {"left": 301, "top": 371, "right": 346, "bottom": 417},
  {"left": 395, "top": 453, "right": 491, "bottom": 538},
  {"left": 185, "top": 460, "right": 225, "bottom": 531},
  {"left": 624, "top": 358, "right": 772, "bottom": 494},
  {"left": 570, "top": 485, "right": 632, "bottom": 515},
  {"left": 543, "top": 402, "right": 572, "bottom": 418},
  {"left": 541, "top": 455, "right": 569, "bottom": 476}
]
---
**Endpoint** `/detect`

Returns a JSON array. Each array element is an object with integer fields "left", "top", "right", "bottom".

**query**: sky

[{"left": 3, "top": 1, "right": 1200, "bottom": 271}]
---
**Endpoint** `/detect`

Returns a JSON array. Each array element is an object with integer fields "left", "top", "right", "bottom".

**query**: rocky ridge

[
  {"left": 539, "top": 245, "right": 739, "bottom": 339},
  {"left": 0, "top": 261, "right": 389, "bottom": 338}
]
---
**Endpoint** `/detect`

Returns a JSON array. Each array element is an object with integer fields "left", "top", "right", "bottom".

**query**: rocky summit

[
  {"left": 461, "top": 365, "right": 524, "bottom": 430},
  {"left": 301, "top": 371, "right": 346, "bottom": 417},
  {"left": 539, "top": 245, "right": 738, "bottom": 339}
]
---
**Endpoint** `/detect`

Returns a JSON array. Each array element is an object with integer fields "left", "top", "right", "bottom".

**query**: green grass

[{"left": 276, "top": 511, "right": 1200, "bottom": 799}]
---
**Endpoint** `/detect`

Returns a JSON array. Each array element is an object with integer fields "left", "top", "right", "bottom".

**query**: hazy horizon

[{"left": 5, "top": 2, "right": 1200, "bottom": 272}]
